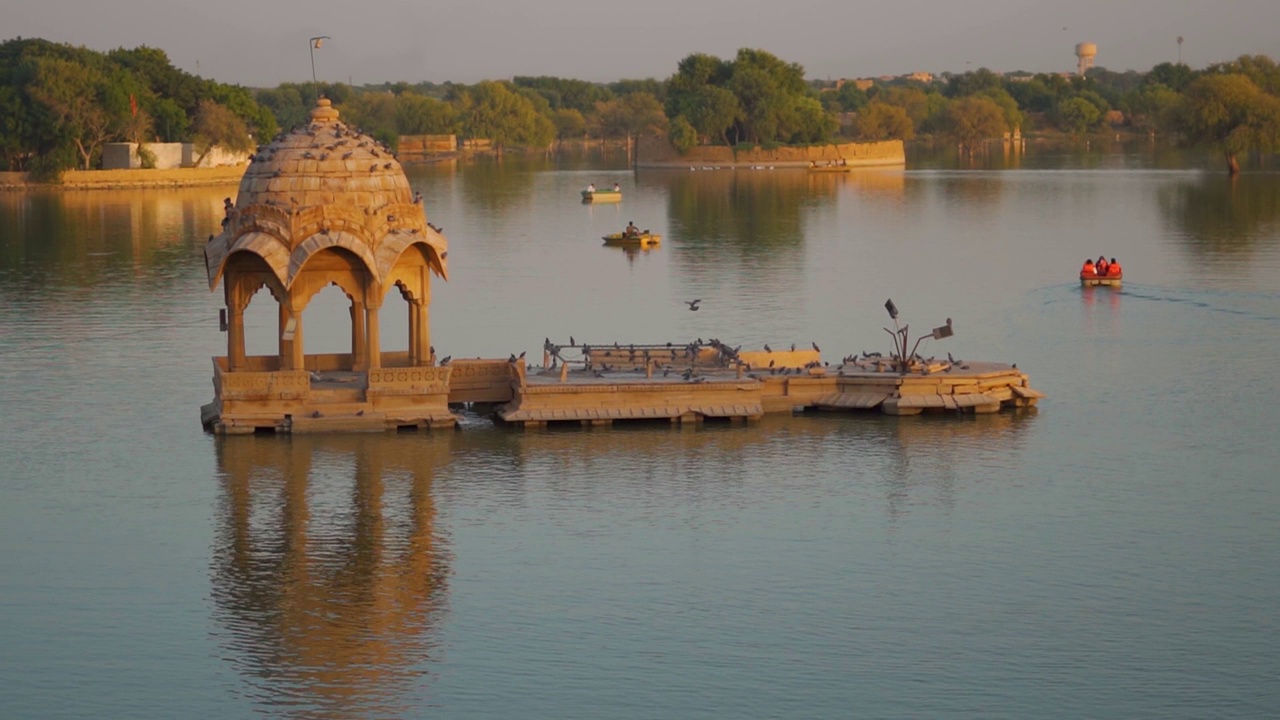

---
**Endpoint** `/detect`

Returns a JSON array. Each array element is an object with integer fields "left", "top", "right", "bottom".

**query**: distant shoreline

[
  {"left": 634, "top": 137, "right": 905, "bottom": 169},
  {"left": 0, "top": 166, "right": 245, "bottom": 191}
]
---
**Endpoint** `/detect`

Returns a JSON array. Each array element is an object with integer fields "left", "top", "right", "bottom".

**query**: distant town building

[{"left": 905, "top": 71, "right": 933, "bottom": 84}]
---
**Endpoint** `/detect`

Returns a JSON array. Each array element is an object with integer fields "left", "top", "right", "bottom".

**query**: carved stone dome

[
  {"left": 204, "top": 98, "right": 447, "bottom": 292},
  {"left": 237, "top": 98, "right": 412, "bottom": 210}
]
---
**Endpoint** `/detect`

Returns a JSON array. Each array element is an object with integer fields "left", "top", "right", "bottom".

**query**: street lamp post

[
  {"left": 309, "top": 36, "right": 330, "bottom": 101},
  {"left": 1177, "top": 36, "right": 1184, "bottom": 65}
]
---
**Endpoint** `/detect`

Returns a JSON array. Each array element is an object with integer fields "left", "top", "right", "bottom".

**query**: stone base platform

[
  {"left": 203, "top": 347, "right": 1044, "bottom": 434},
  {"left": 493, "top": 351, "right": 1043, "bottom": 428}
]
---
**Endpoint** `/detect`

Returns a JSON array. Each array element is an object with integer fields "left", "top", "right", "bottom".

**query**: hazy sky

[{"left": 9, "top": 0, "right": 1279, "bottom": 87}]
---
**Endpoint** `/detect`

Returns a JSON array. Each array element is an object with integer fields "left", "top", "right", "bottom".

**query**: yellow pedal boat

[{"left": 602, "top": 232, "right": 660, "bottom": 248}]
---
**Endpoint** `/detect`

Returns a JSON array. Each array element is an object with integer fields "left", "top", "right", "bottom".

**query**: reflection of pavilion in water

[
  {"left": 464, "top": 411, "right": 1036, "bottom": 517},
  {"left": 865, "top": 410, "right": 1038, "bottom": 518},
  {"left": 210, "top": 435, "right": 449, "bottom": 718}
]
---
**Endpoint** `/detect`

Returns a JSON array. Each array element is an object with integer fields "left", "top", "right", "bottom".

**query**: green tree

[
  {"left": 666, "top": 54, "right": 739, "bottom": 145},
  {"left": 395, "top": 93, "right": 455, "bottom": 135},
  {"left": 790, "top": 95, "right": 837, "bottom": 143},
  {"left": 1124, "top": 84, "right": 1180, "bottom": 132},
  {"left": 551, "top": 108, "right": 586, "bottom": 140},
  {"left": 608, "top": 78, "right": 666, "bottom": 103},
  {"left": 728, "top": 49, "right": 807, "bottom": 144},
  {"left": 941, "top": 96, "right": 1007, "bottom": 154},
  {"left": 343, "top": 92, "right": 398, "bottom": 141},
  {"left": 1207, "top": 54, "right": 1280, "bottom": 95},
  {"left": 944, "top": 68, "right": 1004, "bottom": 98},
  {"left": 1146, "top": 62, "right": 1196, "bottom": 92},
  {"left": 1175, "top": 73, "right": 1280, "bottom": 174},
  {"left": 854, "top": 101, "right": 914, "bottom": 141},
  {"left": 453, "top": 81, "right": 555, "bottom": 151},
  {"left": 833, "top": 82, "right": 868, "bottom": 112},
  {"left": 684, "top": 85, "right": 740, "bottom": 144},
  {"left": 977, "top": 87, "right": 1024, "bottom": 133},
  {"left": 28, "top": 57, "right": 111, "bottom": 170},
  {"left": 592, "top": 92, "right": 668, "bottom": 141},
  {"left": 874, "top": 86, "right": 931, "bottom": 126},
  {"left": 1057, "top": 97, "right": 1101, "bottom": 135},
  {"left": 192, "top": 99, "right": 252, "bottom": 167},
  {"left": 668, "top": 116, "right": 698, "bottom": 154},
  {"left": 513, "top": 76, "right": 612, "bottom": 114}
]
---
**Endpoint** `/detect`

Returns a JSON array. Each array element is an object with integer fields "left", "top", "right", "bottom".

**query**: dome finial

[{"left": 310, "top": 97, "right": 339, "bottom": 122}]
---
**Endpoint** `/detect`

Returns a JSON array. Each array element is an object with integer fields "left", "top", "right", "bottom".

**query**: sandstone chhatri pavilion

[
  {"left": 201, "top": 100, "right": 1041, "bottom": 434},
  {"left": 201, "top": 98, "right": 456, "bottom": 433}
]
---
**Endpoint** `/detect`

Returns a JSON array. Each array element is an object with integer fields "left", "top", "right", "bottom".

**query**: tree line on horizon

[{"left": 3, "top": 37, "right": 1278, "bottom": 175}]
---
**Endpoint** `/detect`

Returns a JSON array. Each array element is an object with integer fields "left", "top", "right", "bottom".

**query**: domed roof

[
  {"left": 204, "top": 98, "right": 448, "bottom": 292},
  {"left": 237, "top": 98, "right": 411, "bottom": 209}
]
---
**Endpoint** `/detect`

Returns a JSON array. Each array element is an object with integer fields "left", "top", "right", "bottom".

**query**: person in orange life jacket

[
  {"left": 1081, "top": 258, "right": 1096, "bottom": 276},
  {"left": 1106, "top": 258, "right": 1122, "bottom": 277}
]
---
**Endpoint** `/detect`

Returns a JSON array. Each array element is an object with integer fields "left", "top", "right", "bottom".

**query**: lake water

[{"left": 2, "top": 144, "right": 1279, "bottom": 719}]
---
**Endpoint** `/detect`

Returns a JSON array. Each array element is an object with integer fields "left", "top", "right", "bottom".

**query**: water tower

[{"left": 1075, "top": 42, "right": 1097, "bottom": 77}]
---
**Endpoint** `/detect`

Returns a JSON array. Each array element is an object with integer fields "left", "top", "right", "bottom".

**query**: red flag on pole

[{"left": 130, "top": 94, "right": 137, "bottom": 117}]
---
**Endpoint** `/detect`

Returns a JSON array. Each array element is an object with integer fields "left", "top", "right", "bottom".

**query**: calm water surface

[{"left": 2, "top": 146, "right": 1279, "bottom": 719}]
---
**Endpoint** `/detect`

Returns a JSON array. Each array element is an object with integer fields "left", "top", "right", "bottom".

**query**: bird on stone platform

[
  {"left": 812, "top": 341, "right": 820, "bottom": 352},
  {"left": 791, "top": 343, "right": 796, "bottom": 352},
  {"left": 685, "top": 299, "right": 701, "bottom": 311},
  {"left": 570, "top": 336, "right": 576, "bottom": 346},
  {"left": 764, "top": 344, "right": 772, "bottom": 352},
  {"left": 509, "top": 353, "right": 518, "bottom": 363},
  {"left": 439, "top": 356, "right": 451, "bottom": 366},
  {"left": 947, "top": 352, "right": 957, "bottom": 364},
  {"left": 369, "top": 164, "right": 378, "bottom": 173}
]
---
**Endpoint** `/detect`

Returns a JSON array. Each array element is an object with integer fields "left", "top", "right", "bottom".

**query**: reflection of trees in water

[
  {"left": 210, "top": 434, "right": 450, "bottom": 719},
  {"left": 0, "top": 187, "right": 226, "bottom": 289},
  {"left": 909, "top": 138, "right": 1224, "bottom": 172},
  {"left": 661, "top": 170, "right": 832, "bottom": 256},
  {"left": 1159, "top": 175, "right": 1280, "bottom": 254},
  {"left": 908, "top": 171, "right": 1007, "bottom": 211},
  {"left": 456, "top": 156, "right": 541, "bottom": 212}
]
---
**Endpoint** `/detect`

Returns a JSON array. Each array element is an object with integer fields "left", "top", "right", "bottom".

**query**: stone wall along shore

[
  {"left": 634, "top": 136, "right": 905, "bottom": 168},
  {"left": 0, "top": 166, "right": 246, "bottom": 191}
]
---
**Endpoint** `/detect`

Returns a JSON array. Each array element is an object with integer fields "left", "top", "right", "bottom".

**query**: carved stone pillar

[
  {"left": 350, "top": 299, "right": 366, "bottom": 370},
  {"left": 408, "top": 300, "right": 420, "bottom": 366},
  {"left": 228, "top": 306, "right": 246, "bottom": 371},
  {"left": 367, "top": 304, "right": 382, "bottom": 370},
  {"left": 278, "top": 303, "right": 290, "bottom": 363},
  {"left": 415, "top": 297, "right": 430, "bottom": 367},
  {"left": 286, "top": 299, "right": 305, "bottom": 371}
]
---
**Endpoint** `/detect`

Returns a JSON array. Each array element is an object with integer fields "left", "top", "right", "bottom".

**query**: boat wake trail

[{"left": 1100, "top": 284, "right": 1280, "bottom": 324}]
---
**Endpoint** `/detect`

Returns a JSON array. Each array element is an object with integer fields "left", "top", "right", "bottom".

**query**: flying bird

[{"left": 685, "top": 299, "right": 701, "bottom": 311}]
